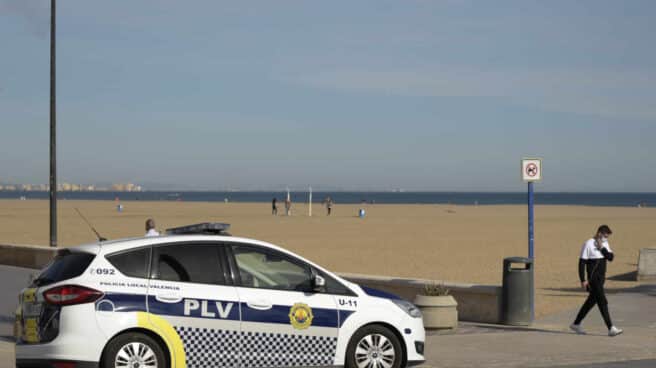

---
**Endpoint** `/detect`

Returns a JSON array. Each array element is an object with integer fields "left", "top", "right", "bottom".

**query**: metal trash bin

[{"left": 502, "top": 257, "right": 534, "bottom": 326}]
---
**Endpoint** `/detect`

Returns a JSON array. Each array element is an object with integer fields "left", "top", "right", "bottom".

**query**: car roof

[{"left": 77, "top": 235, "right": 317, "bottom": 269}]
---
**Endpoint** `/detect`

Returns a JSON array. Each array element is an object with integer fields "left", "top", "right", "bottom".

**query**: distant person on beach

[
  {"left": 323, "top": 196, "right": 333, "bottom": 216},
  {"left": 570, "top": 225, "right": 623, "bottom": 337},
  {"left": 285, "top": 197, "right": 292, "bottom": 216},
  {"left": 145, "top": 218, "right": 160, "bottom": 237},
  {"left": 272, "top": 198, "right": 278, "bottom": 215}
]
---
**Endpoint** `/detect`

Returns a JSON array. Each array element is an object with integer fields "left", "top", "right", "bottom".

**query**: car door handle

[
  {"left": 247, "top": 300, "right": 272, "bottom": 310},
  {"left": 155, "top": 294, "right": 182, "bottom": 303}
]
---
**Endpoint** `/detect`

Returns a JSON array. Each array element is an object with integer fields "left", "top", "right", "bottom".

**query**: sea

[{"left": 0, "top": 191, "right": 654, "bottom": 207}]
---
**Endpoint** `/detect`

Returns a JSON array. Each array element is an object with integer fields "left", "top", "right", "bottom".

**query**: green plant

[{"left": 423, "top": 282, "right": 450, "bottom": 296}]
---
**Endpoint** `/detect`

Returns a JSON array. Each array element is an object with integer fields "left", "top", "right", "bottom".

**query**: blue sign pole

[
  {"left": 528, "top": 181, "right": 535, "bottom": 322},
  {"left": 528, "top": 181, "right": 534, "bottom": 259}
]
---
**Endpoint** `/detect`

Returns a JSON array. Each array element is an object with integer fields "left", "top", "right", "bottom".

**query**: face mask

[{"left": 600, "top": 236, "right": 608, "bottom": 243}]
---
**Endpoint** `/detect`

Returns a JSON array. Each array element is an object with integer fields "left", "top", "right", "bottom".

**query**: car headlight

[{"left": 392, "top": 299, "right": 422, "bottom": 318}]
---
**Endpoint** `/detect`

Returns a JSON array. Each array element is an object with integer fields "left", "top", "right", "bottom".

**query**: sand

[{"left": 1, "top": 199, "right": 654, "bottom": 317}]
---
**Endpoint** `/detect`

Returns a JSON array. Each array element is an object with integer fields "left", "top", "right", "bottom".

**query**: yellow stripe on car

[{"left": 136, "top": 312, "right": 186, "bottom": 368}]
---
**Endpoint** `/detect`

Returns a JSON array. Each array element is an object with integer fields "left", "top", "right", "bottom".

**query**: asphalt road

[{"left": 545, "top": 360, "right": 656, "bottom": 368}]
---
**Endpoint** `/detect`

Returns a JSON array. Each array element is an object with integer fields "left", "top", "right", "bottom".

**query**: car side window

[
  {"left": 107, "top": 248, "right": 150, "bottom": 279},
  {"left": 232, "top": 245, "right": 313, "bottom": 292},
  {"left": 151, "top": 243, "right": 225, "bottom": 285}
]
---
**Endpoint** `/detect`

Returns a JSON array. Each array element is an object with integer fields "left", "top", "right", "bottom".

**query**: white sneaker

[
  {"left": 608, "top": 326, "right": 623, "bottom": 337},
  {"left": 569, "top": 324, "right": 586, "bottom": 335}
]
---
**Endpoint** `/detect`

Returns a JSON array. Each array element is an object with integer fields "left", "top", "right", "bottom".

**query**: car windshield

[{"left": 233, "top": 246, "right": 312, "bottom": 291}]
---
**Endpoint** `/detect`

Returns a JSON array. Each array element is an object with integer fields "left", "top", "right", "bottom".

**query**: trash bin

[{"left": 502, "top": 257, "right": 533, "bottom": 326}]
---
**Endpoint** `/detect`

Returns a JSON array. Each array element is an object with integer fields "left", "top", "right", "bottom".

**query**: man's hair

[
  {"left": 146, "top": 218, "right": 156, "bottom": 230},
  {"left": 597, "top": 224, "right": 612, "bottom": 235}
]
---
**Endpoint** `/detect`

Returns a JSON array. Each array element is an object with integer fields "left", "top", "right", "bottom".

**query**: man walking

[
  {"left": 272, "top": 197, "right": 278, "bottom": 215},
  {"left": 570, "top": 225, "right": 623, "bottom": 336}
]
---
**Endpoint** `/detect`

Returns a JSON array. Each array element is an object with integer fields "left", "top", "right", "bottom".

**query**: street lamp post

[{"left": 49, "top": 0, "right": 57, "bottom": 247}]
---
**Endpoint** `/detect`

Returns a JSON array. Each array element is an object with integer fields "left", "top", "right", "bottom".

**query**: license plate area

[
  {"left": 22, "top": 303, "right": 42, "bottom": 318},
  {"left": 19, "top": 289, "right": 42, "bottom": 343}
]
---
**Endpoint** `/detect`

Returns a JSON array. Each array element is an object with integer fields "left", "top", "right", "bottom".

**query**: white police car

[{"left": 15, "top": 223, "right": 425, "bottom": 368}]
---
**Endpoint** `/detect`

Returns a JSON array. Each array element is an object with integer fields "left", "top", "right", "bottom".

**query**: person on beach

[
  {"left": 285, "top": 197, "right": 292, "bottom": 216},
  {"left": 570, "top": 225, "right": 623, "bottom": 336},
  {"left": 272, "top": 197, "right": 278, "bottom": 215},
  {"left": 145, "top": 218, "right": 160, "bottom": 237},
  {"left": 323, "top": 196, "right": 333, "bottom": 216}
]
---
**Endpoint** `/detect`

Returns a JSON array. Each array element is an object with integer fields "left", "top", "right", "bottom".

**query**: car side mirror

[{"left": 313, "top": 274, "right": 326, "bottom": 293}]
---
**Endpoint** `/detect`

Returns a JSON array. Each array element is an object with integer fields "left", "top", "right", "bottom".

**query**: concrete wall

[
  {"left": 0, "top": 244, "right": 56, "bottom": 270},
  {"left": 339, "top": 272, "right": 502, "bottom": 324},
  {"left": 0, "top": 243, "right": 502, "bottom": 323},
  {"left": 638, "top": 248, "right": 656, "bottom": 281}
]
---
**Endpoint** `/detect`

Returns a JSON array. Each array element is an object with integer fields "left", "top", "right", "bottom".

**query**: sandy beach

[{"left": 1, "top": 199, "right": 654, "bottom": 317}]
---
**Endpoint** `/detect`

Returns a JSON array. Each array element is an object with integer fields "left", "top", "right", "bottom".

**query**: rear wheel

[
  {"left": 346, "top": 325, "right": 403, "bottom": 368},
  {"left": 102, "top": 332, "right": 167, "bottom": 368}
]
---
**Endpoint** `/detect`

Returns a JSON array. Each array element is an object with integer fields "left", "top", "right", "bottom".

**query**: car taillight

[{"left": 43, "top": 285, "right": 103, "bottom": 306}]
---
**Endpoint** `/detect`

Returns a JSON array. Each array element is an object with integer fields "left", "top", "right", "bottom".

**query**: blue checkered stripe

[{"left": 175, "top": 326, "right": 338, "bottom": 368}]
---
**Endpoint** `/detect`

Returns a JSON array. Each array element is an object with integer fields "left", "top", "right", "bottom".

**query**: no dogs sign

[{"left": 522, "top": 158, "right": 542, "bottom": 182}]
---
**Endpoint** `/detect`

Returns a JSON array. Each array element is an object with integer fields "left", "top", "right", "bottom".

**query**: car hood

[{"left": 359, "top": 285, "right": 403, "bottom": 301}]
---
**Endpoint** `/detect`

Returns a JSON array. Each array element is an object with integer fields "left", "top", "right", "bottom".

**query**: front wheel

[
  {"left": 102, "top": 332, "right": 167, "bottom": 368},
  {"left": 346, "top": 325, "right": 403, "bottom": 368}
]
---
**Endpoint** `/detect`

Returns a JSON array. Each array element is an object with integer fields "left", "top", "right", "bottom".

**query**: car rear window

[
  {"left": 106, "top": 248, "right": 150, "bottom": 279},
  {"left": 35, "top": 250, "right": 95, "bottom": 286}
]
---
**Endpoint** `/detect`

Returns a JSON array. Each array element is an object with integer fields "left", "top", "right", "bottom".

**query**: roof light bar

[{"left": 165, "top": 222, "right": 231, "bottom": 236}]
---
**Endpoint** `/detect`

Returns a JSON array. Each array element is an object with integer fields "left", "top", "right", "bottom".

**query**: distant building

[{"left": 111, "top": 183, "right": 143, "bottom": 192}]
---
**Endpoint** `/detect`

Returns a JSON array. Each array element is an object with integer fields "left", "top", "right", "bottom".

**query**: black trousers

[{"left": 574, "top": 278, "right": 613, "bottom": 329}]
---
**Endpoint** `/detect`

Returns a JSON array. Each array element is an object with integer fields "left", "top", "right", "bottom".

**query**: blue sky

[{"left": 1, "top": 0, "right": 655, "bottom": 191}]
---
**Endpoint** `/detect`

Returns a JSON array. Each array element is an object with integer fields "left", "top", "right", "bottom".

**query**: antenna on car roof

[{"left": 74, "top": 208, "right": 107, "bottom": 242}]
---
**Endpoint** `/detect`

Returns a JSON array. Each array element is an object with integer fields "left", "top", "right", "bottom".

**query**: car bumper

[
  {"left": 15, "top": 304, "right": 105, "bottom": 364},
  {"left": 400, "top": 315, "right": 426, "bottom": 363}
]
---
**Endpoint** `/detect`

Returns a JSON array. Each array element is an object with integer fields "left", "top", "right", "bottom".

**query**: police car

[{"left": 15, "top": 223, "right": 425, "bottom": 368}]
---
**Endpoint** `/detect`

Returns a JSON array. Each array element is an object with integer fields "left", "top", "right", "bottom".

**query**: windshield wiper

[{"left": 32, "top": 276, "right": 54, "bottom": 287}]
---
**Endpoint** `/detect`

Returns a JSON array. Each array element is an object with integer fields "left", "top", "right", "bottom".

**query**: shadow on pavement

[
  {"left": 607, "top": 271, "right": 638, "bottom": 281},
  {"left": 542, "top": 283, "right": 656, "bottom": 296}
]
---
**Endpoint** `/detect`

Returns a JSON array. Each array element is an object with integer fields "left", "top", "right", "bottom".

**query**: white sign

[{"left": 522, "top": 158, "right": 542, "bottom": 182}]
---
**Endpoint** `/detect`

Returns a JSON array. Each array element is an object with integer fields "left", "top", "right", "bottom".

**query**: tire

[
  {"left": 102, "top": 332, "right": 168, "bottom": 368},
  {"left": 346, "top": 325, "right": 404, "bottom": 368}
]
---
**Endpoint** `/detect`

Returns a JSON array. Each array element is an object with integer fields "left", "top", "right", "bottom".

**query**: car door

[
  {"left": 227, "top": 243, "right": 340, "bottom": 368},
  {"left": 147, "top": 242, "right": 241, "bottom": 368}
]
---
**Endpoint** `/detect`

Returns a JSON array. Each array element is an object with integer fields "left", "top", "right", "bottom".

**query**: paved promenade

[
  {"left": 1, "top": 265, "right": 654, "bottom": 368},
  {"left": 421, "top": 284, "right": 656, "bottom": 367}
]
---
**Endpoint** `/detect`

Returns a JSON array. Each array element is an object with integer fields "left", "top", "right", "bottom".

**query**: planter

[{"left": 414, "top": 294, "right": 458, "bottom": 330}]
